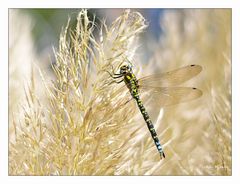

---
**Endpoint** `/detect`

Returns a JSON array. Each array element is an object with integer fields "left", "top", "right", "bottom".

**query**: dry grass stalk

[{"left": 9, "top": 9, "right": 231, "bottom": 175}]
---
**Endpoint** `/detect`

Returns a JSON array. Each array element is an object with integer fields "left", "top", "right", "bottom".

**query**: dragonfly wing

[
  {"left": 139, "top": 86, "right": 203, "bottom": 107},
  {"left": 138, "top": 65, "right": 202, "bottom": 87}
]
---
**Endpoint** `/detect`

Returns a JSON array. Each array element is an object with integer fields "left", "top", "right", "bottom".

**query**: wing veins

[{"left": 138, "top": 64, "right": 202, "bottom": 87}]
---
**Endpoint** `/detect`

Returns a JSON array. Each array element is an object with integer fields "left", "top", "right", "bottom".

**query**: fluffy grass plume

[{"left": 9, "top": 9, "right": 231, "bottom": 175}]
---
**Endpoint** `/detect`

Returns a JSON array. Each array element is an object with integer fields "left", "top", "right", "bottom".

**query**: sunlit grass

[{"left": 9, "top": 9, "right": 231, "bottom": 175}]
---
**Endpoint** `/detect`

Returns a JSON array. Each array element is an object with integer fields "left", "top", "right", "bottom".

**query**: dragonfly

[{"left": 107, "top": 63, "right": 202, "bottom": 159}]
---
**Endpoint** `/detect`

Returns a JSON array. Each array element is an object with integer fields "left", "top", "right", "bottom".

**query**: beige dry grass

[
  {"left": 9, "top": 10, "right": 34, "bottom": 138},
  {"left": 9, "top": 9, "right": 231, "bottom": 175}
]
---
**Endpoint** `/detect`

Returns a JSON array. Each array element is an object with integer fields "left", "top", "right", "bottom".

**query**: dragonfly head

[{"left": 120, "top": 64, "right": 132, "bottom": 75}]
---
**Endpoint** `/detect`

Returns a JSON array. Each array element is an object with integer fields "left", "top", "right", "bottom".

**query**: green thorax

[{"left": 123, "top": 73, "right": 139, "bottom": 96}]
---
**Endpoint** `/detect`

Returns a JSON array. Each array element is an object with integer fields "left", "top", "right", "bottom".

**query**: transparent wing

[
  {"left": 108, "top": 65, "right": 202, "bottom": 109},
  {"left": 138, "top": 65, "right": 202, "bottom": 87},
  {"left": 139, "top": 86, "right": 203, "bottom": 107}
]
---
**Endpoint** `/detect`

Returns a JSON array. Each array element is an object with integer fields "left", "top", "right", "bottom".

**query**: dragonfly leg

[
  {"left": 108, "top": 79, "right": 124, "bottom": 85},
  {"left": 102, "top": 68, "right": 124, "bottom": 86},
  {"left": 123, "top": 97, "right": 133, "bottom": 105},
  {"left": 110, "top": 64, "right": 123, "bottom": 76},
  {"left": 115, "top": 79, "right": 124, "bottom": 84},
  {"left": 105, "top": 69, "right": 123, "bottom": 79}
]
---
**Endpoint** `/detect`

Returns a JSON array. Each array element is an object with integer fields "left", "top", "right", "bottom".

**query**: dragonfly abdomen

[
  {"left": 116, "top": 64, "right": 202, "bottom": 159},
  {"left": 130, "top": 83, "right": 165, "bottom": 159}
]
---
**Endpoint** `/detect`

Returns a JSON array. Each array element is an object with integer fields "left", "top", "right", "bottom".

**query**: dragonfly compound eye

[{"left": 120, "top": 65, "right": 128, "bottom": 74}]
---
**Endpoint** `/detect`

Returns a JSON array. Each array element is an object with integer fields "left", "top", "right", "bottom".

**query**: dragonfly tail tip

[{"left": 160, "top": 152, "right": 165, "bottom": 159}]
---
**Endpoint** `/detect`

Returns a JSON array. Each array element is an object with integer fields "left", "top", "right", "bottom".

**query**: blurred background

[
  {"left": 10, "top": 9, "right": 165, "bottom": 65},
  {"left": 9, "top": 9, "right": 231, "bottom": 175}
]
